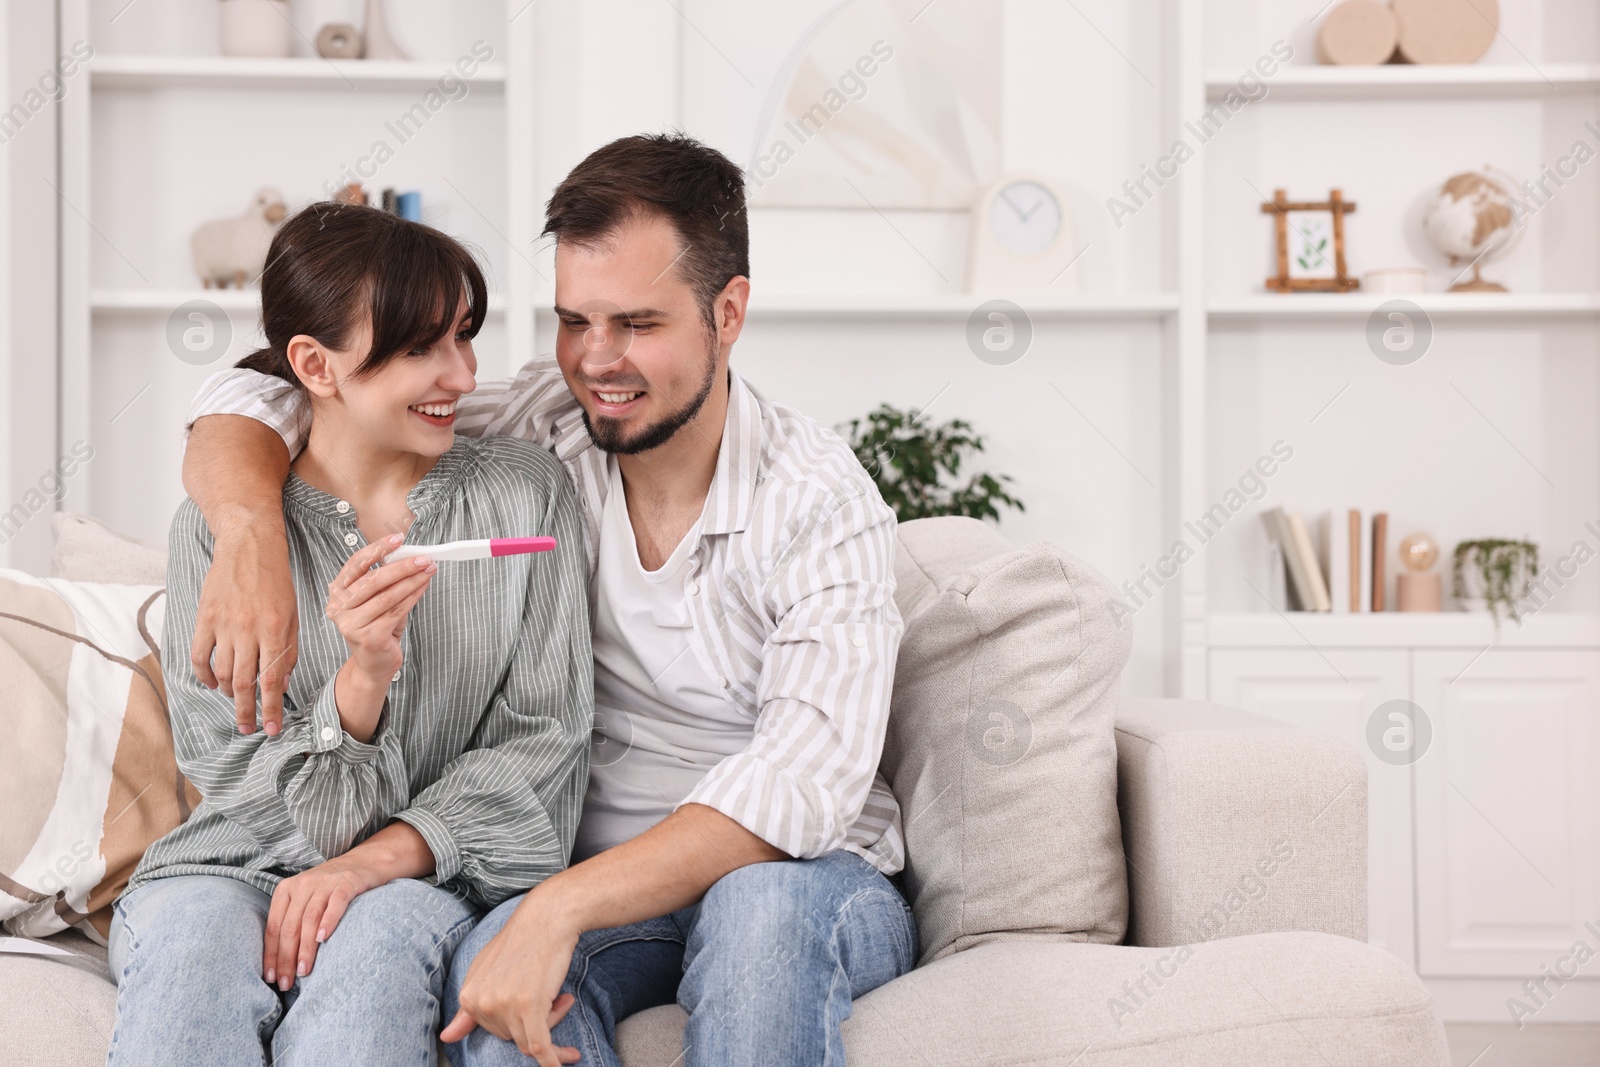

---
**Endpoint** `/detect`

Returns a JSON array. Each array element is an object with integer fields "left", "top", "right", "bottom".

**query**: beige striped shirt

[
  {"left": 127, "top": 435, "right": 595, "bottom": 907},
  {"left": 186, "top": 357, "right": 906, "bottom": 874}
]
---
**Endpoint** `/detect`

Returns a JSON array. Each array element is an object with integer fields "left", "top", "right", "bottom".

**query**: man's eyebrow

[{"left": 552, "top": 304, "right": 670, "bottom": 320}]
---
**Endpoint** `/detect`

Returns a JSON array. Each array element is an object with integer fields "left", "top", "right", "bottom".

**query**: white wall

[{"left": 1, "top": 2, "right": 64, "bottom": 574}]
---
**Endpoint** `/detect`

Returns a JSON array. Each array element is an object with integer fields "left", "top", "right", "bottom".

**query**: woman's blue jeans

[
  {"left": 444, "top": 850, "right": 918, "bottom": 1067},
  {"left": 106, "top": 873, "right": 477, "bottom": 1066}
]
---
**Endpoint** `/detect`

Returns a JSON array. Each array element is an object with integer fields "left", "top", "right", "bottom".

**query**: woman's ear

[{"left": 286, "top": 335, "right": 339, "bottom": 399}]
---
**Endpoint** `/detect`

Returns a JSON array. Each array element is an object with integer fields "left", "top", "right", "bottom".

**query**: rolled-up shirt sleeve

[
  {"left": 162, "top": 500, "right": 388, "bottom": 869},
  {"left": 182, "top": 365, "right": 531, "bottom": 456},
  {"left": 392, "top": 448, "right": 594, "bottom": 908},
  {"left": 676, "top": 484, "right": 903, "bottom": 860}
]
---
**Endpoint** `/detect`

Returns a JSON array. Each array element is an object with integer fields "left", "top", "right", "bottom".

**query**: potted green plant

[
  {"left": 1452, "top": 539, "right": 1538, "bottom": 623},
  {"left": 839, "top": 403, "right": 1023, "bottom": 523}
]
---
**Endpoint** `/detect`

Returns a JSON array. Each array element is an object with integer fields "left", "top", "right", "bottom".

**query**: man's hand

[
  {"left": 440, "top": 892, "right": 583, "bottom": 1067},
  {"left": 191, "top": 511, "right": 299, "bottom": 737}
]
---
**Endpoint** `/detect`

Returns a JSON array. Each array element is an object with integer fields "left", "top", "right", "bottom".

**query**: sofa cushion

[
  {"left": 883, "top": 516, "right": 1131, "bottom": 965},
  {"left": 613, "top": 933, "right": 1448, "bottom": 1066},
  {"left": 0, "top": 571, "right": 197, "bottom": 941},
  {"left": 51, "top": 512, "right": 167, "bottom": 586}
]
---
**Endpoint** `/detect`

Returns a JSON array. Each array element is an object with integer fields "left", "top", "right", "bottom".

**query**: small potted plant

[
  {"left": 1452, "top": 539, "right": 1538, "bottom": 623},
  {"left": 839, "top": 403, "right": 1023, "bottom": 523}
]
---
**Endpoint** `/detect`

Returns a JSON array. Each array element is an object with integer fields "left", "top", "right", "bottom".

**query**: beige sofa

[{"left": 1, "top": 515, "right": 1449, "bottom": 1066}]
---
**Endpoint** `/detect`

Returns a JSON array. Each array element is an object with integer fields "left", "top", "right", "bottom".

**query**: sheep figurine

[{"left": 191, "top": 188, "right": 287, "bottom": 288}]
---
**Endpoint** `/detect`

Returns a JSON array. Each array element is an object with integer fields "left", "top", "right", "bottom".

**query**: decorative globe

[
  {"left": 1398, "top": 532, "right": 1439, "bottom": 573},
  {"left": 1421, "top": 169, "right": 1520, "bottom": 292}
]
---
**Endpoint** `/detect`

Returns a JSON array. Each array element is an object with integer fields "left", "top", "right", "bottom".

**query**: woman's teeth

[
  {"left": 598, "top": 392, "right": 642, "bottom": 403},
  {"left": 411, "top": 402, "right": 456, "bottom": 417}
]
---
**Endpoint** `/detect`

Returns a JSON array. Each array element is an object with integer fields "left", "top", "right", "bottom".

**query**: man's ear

[
  {"left": 286, "top": 335, "right": 339, "bottom": 400},
  {"left": 714, "top": 276, "right": 750, "bottom": 351}
]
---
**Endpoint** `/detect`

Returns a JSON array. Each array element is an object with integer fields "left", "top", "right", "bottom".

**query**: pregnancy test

[{"left": 384, "top": 537, "right": 556, "bottom": 563}]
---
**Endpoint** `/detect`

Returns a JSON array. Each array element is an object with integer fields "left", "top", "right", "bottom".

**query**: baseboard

[{"left": 1424, "top": 976, "right": 1600, "bottom": 1023}]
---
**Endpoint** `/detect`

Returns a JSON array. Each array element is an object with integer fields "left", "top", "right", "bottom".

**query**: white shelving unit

[
  {"left": 60, "top": 0, "right": 536, "bottom": 526},
  {"left": 1195, "top": 0, "right": 1600, "bottom": 1021}
]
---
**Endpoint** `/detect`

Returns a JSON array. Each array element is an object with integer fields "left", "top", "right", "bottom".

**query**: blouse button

[
  {"left": 392, "top": 670, "right": 401, "bottom": 682},
  {"left": 335, "top": 500, "right": 351, "bottom": 514},
  {"left": 344, "top": 532, "right": 359, "bottom": 547},
  {"left": 686, "top": 581, "right": 699, "bottom": 596},
  {"left": 319, "top": 726, "right": 335, "bottom": 742},
  {"left": 853, "top": 635, "right": 866, "bottom": 648},
  {"left": 717, "top": 675, "right": 729, "bottom": 689}
]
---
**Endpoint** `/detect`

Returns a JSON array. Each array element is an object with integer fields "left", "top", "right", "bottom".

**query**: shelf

[
  {"left": 743, "top": 293, "right": 1180, "bottom": 319},
  {"left": 90, "top": 55, "right": 507, "bottom": 92},
  {"left": 1207, "top": 292, "right": 1600, "bottom": 323},
  {"left": 1209, "top": 612, "right": 1600, "bottom": 648},
  {"left": 1206, "top": 63, "right": 1600, "bottom": 101},
  {"left": 92, "top": 289, "right": 507, "bottom": 313}
]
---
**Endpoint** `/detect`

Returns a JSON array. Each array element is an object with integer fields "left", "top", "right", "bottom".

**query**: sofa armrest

[{"left": 1114, "top": 698, "right": 1366, "bottom": 948}]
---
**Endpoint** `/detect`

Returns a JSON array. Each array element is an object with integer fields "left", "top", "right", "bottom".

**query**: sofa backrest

[{"left": 885, "top": 516, "right": 1132, "bottom": 965}]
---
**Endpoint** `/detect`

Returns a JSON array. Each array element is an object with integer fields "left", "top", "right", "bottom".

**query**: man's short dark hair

[{"left": 542, "top": 132, "right": 749, "bottom": 328}]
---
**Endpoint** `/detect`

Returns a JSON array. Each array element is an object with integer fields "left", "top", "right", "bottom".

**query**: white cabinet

[
  {"left": 1209, "top": 648, "right": 1415, "bottom": 967},
  {"left": 1412, "top": 649, "right": 1600, "bottom": 977},
  {"left": 1209, "top": 619, "right": 1600, "bottom": 1002}
]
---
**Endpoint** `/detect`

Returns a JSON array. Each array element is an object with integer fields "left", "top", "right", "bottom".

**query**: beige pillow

[
  {"left": 50, "top": 512, "right": 168, "bottom": 586},
  {"left": 884, "top": 517, "right": 1131, "bottom": 964},
  {"left": 0, "top": 571, "right": 197, "bottom": 943}
]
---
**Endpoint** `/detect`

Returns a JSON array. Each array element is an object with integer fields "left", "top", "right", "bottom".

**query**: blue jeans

[
  {"left": 106, "top": 873, "right": 477, "bottom": 1066},
  {"left": 444, "top": 850, "right": 917, "bottom": 1067}
]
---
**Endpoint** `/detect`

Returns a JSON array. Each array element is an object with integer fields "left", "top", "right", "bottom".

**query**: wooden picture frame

[{"left": 1262, "top": 188, "right": 1360, "bottom": 292}]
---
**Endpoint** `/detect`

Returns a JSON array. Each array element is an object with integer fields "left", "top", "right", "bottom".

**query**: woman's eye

[{"left": 629, "top": 323, "right": 655, "bottom": 333}]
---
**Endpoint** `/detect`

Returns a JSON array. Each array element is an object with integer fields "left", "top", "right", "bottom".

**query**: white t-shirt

[{"left": 570, "top": 458, "right": 755, "bottom": 862}]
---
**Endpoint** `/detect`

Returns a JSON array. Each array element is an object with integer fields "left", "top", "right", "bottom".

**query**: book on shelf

[
  {"left": 1261, "top": 506, "right": 1387, "bottom": 613},
  {"left": 1318, "top": 510, "right": 1351, "bottom": 615},
  {"left": 1261, "top": 507, "right": 1329, "bottom": 611}
]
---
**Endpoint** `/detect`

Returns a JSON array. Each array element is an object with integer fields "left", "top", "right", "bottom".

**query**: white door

[
  {"left": 1210, "top": 648, "right": 1415, "bottom": 968},
  {"left": 1412, "top": 648, "right": 1600, "bottom": 976}
]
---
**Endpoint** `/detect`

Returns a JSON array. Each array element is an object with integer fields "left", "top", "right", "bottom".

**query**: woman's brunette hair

[{"left": 236, "top": 202, "right": 489, "bottom": 386}]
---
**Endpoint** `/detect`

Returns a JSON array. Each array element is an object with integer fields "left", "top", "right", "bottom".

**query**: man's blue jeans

[
  {"left": 444, "top": 850, "right": 918, "bottom": 1067},
  {"left": 106, "top": 873, "right": 477, "bottom": 1066}
]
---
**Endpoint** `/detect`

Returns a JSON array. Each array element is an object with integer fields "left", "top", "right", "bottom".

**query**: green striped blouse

[{"left": 123, "top": 435, "right": 594, "bottom": 910}]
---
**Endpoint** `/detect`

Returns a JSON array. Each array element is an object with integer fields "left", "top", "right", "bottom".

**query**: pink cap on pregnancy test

[{"left": 384, "top": 537, "right": 556, "bottom": 564}]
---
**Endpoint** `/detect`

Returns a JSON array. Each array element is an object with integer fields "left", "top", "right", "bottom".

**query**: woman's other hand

[{"left": 262, "top": 821, "right": 438, "bottom": 990}]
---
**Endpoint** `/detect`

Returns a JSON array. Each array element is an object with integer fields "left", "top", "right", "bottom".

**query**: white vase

[
  {"left": 363, "top": 0, "right": 409, "bottom": 60},
  {"left": 219, "top": 0, "right": 293, "bottom": 58}
]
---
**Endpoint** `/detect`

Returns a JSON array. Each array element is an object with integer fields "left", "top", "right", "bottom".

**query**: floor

[{"left": 1445, "top": 1023, "right": 1600, "bottom": 1066}]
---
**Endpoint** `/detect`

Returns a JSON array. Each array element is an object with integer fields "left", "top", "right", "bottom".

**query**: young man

[{"left": 179, "top": 132, "right": 915, "bottom": 1067}]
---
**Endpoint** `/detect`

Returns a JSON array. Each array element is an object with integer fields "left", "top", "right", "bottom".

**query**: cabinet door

[
  {"left": 1210, "top": 649, "right": 1414, "bottom": 968},
  {"left": 1412, "top": 649, "right": 1600, "bottom": 976}
]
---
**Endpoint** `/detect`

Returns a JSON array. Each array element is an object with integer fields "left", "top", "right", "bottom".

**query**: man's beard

[{"left": 581, "top": 336, "right": 720, "bottom": 456}]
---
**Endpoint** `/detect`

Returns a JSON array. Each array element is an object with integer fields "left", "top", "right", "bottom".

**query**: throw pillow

[
  {"left": 50, "top": 512, "right": 168, "bottom": 585},
  {"left": 883, "top": 516, "right": 1132, "bottom": 965},
  {"left": 0, "top": 571, "right": 196, "bottom": 943}
]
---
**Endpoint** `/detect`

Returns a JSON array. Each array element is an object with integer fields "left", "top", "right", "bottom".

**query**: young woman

[{"left": 106, "top": 204, "right": 594, "bottom": 1066}]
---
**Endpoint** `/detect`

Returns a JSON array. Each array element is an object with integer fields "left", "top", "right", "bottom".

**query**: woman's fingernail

[
  {"left": 389, "top": 534, "right": 403, "bottom": 544},
  {"left": 279, "top": 976, "right": 291, "bottom": 990},
  {"left": 265, "top": 968, "right": 274, "bottom": 983},
  {"left": 297, "top": 960, "right": 308, "bottom": 976},
  {"left": 264, "top": 720, "right": 279, "bottom": 737},
  {"left": 316, "top": 928, "right": 327, "bottom": 943},
  {"left": 415, "top": 556, "right": 431, "bottom": 567}
]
